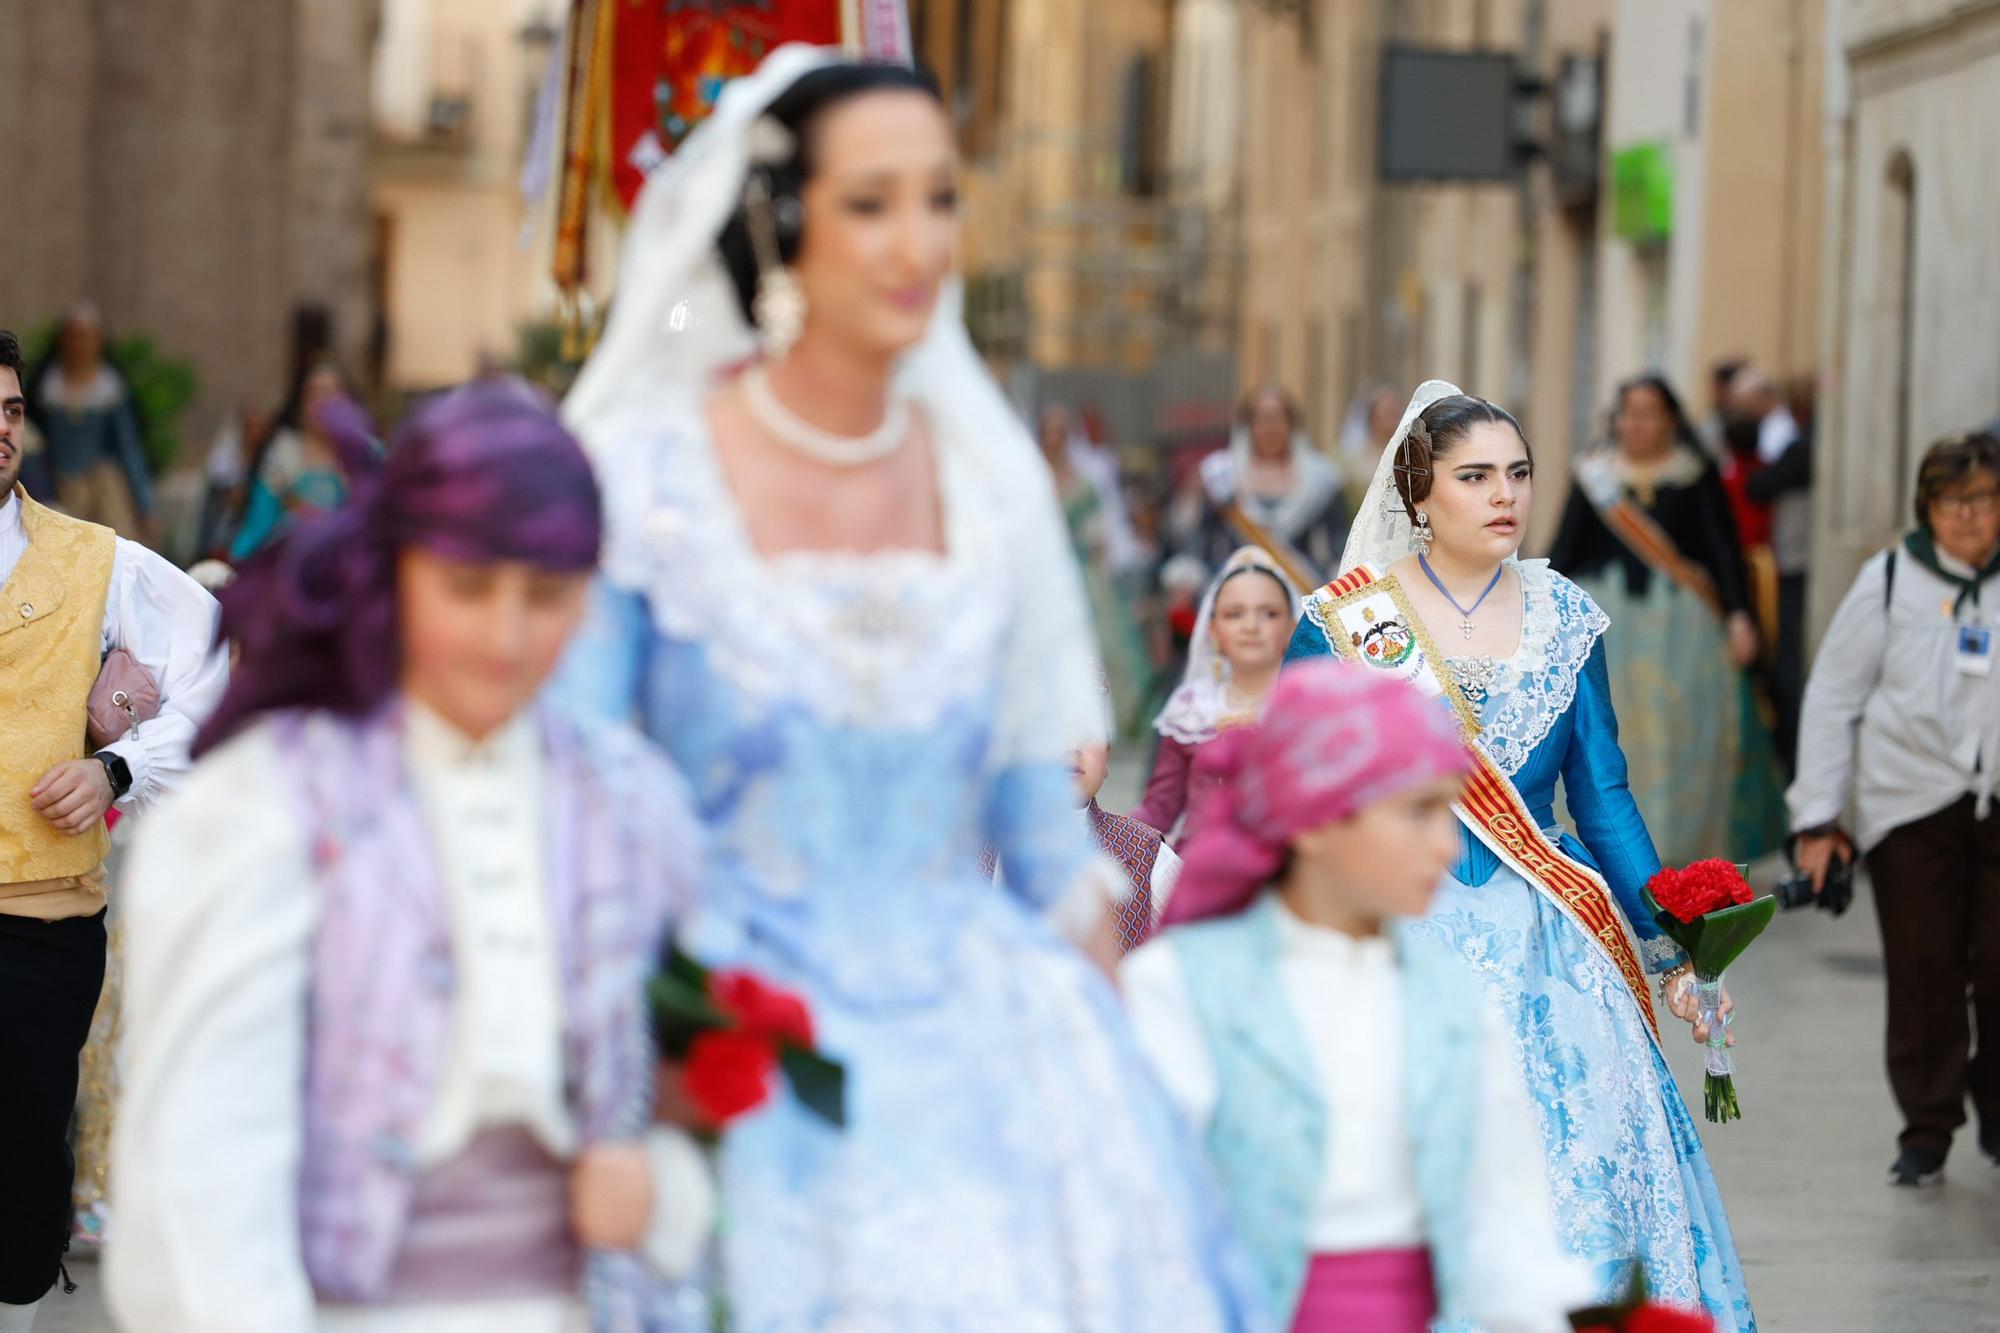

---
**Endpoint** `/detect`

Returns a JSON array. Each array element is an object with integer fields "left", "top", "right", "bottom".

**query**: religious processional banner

[{"left": 553, "top": 0, "right": 911, "bottom": 326}]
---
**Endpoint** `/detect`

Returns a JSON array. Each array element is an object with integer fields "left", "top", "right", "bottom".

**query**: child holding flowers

[
  {"left": 1121, "top": 660, "right": 1596, "bottom": 1332},
  {"left": 108, "top": 384, "right": 704, "bottom": 1332}
]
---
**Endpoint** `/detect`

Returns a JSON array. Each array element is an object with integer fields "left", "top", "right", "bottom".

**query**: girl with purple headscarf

[
  {"left": 107, "top": 382, "right": 707, "bottom": 1332},
  {"left": 1122, "top": 660, "right": 1595, "bottom": 1333}
]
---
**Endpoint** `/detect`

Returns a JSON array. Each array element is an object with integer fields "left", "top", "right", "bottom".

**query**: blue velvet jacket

[{"left": 1284, "top": 566, "right": 1685, "bottom": 973}]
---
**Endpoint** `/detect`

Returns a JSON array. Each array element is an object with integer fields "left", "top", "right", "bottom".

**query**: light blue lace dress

[
  {"left": 1288, "top": 560, "right": 1757, "bottom": 1331},
  {"left": 554, "top": 403, "right": 1264, "bottom": 1333}
]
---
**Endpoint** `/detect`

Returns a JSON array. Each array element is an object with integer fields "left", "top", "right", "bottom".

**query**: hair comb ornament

[{"left": 746, "top": 117, "right": 796, "bottom": 167}]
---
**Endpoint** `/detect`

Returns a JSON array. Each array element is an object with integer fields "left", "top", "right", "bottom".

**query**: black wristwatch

[{"left": 93, "top": 750, "right": 133, "bottom": 801}]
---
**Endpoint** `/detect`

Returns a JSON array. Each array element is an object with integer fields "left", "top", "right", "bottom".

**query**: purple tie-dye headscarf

[
  {"left": 1160, "top": 659, "right": 1475, "bottom": 926},
  {"left": 196, "top": 378, "right": 602, "bottom": 756}
]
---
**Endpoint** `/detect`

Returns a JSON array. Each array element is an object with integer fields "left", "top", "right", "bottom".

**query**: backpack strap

[{"left": 1884, "top": 546, "right": 1897, "bottom": 612}]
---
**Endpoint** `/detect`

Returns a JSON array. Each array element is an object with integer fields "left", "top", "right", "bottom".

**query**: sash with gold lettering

[
  {"left": 1301, "top": 565, "right": 1661, "bottom": 1038},
  {"left": 1572, "top": 450, "right": 1725, "bottom": 619},
  {"left": 1219, "top": 499, "right": 1319, "bottom": 594}
]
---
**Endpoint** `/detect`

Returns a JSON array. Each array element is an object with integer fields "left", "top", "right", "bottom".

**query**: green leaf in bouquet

[
  {"left": 649, "top": 966, "right": 727, "bottom": 1058},
  {"left": 1680, "top": 896, "right": 1776, "bottom": 979},
  {"left": 777, "top": 1046, "right": 848, "bottom": 1130},
  {"left": 663, "top": 943, "right": 712, "bottom": 991}
]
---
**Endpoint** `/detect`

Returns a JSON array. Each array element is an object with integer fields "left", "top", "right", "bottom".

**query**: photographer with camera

[{"left": 1789, "top": 431, "right": 2000, "bottom": 1187}]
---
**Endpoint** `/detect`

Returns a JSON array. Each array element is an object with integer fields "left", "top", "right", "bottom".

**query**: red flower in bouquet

[
  {"left": 1577, "top": 1305, "right": 1715, "bottom": 1333},
  {"left": 653, "top": 948, "right": 848, "bottom": 1130},
  {"left": 711, "top": 970, "right": 815, "bottom": 1048},
  {"left": 1646, "top": 858, "right": 1754, "bottom": 924},
  {"left": 1569, "top": 1265, "right": 1717, "bottom": 1332},
  {"left": 1641, "top": 859, "right": 1775, "bottom": 1122},
  {"left": 1624, "top": 1304, "right": 1716, "bottom": 1332},
  {"left": 682, "top": 1028, "right": 779, "bottom": 1126}
]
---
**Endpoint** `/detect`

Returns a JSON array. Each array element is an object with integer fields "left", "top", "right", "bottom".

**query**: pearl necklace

[{"left": 742, "top": 366, "right": 912, "bottom": 468}]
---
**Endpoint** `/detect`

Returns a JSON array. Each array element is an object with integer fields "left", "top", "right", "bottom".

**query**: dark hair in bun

[
  {"left": 1392, "top": 394, "right": 1531, "bottom": 512},
  {"left": 715, "top": 61, "right": 944, "bottom": 328}
]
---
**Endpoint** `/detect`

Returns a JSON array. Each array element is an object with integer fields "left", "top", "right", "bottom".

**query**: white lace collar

[
  {"left": 1446, "top": 561, "right": 1610, "bottom": 776},
  {"left": 39, "top": 364, "right": 123, "bottom": 412},
  {"left": 597, "top": 394, "right": 1007, "bottom": 731}
]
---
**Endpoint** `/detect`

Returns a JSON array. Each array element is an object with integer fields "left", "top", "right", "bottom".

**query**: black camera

[{"left": 1773, "top": 849, "right": 1855, "bottom": 916}]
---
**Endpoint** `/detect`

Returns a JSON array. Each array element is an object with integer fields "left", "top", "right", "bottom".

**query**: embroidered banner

[
  {"left": 1304, "top": 567, "right": 1662, "bottom": 1038},
  {"left": 610, "top": 2, "right": 845, "bottom": 210}
]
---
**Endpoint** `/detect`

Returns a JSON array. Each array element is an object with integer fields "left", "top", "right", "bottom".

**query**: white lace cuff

[
  {"left": 1045, "top": 854, "right": 1131, "bottom": 943},
  {"left": 641, "top": 1126, "right": 716, "bottom": 1280},
  {"left": 1641, "top": 934, "right": 1690, "bottom": 976}
]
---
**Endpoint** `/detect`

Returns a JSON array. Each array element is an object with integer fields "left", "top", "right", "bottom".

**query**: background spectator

[
  {"left": 1193, "top": 382, "right": 1348, "bottom": 588},
  {"left": 1789, "top": 430, "right": 2000, "bottom": 1187},
  {"left": 1747, "top": 373, "right": 1818, "bottom": 772},
  {"left": 24, "top": 302, "right": 153, "bottom": 539}
]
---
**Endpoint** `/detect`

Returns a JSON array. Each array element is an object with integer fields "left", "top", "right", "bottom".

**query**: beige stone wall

[
  {"left": 1520, "top": 0, "right": 1613, "bottom": 544},
  {"left": 371, "top": 0, "right": 555, "bottom": 392},
  {"left": 1811, "top": 0, "right": 2000, "bottom": 633},
  {"left": 1694, "top": 0, "right": 1824, "bottom": 389},
  {"left": 1596, "top": 0, "right": 1709, "bottom": 404},
  {"left": 1587, "top": 0, "right": 1826, "bottom": 455},
  {"left": 0, "top": 0, "right": 374, "bottom": 448},
  {"left": 1236, "top": 0, "right": 1605, "bottom": 528},
  {"left": 1238, "top": 0, "right": 1389, "bottom": 447}
]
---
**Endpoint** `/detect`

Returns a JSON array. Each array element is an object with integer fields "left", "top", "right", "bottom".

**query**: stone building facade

[
  {"left": 1234, "top": 0, "right": 1827, "bottom": 542},
  {"left": 0, "top": 0, "right": 376, "bottom": 450},
  {"left": 912, "top": 0, "right": 1241, "bottom": 448},
  {"left": 1810, "top": 0, "right": 2000, "bottom": 635}
]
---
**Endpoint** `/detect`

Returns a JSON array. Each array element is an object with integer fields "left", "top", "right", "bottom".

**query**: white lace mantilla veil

[
  {"left": 1337, "top": 377, "right": 1466, "bottom": 577},
  {"left": 563, "top": 43, "right": 1108, "bottom": 754},
  {"left": 1154, "top": 546, "right": 1301, "bottom": 744}
]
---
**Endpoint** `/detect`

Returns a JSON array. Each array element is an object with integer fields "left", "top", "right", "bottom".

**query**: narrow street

[
  {"left": 1657, "top": 872, "right": 2000, "bottom": 1332},
  {"left": 43, "top": 790, "right": 1999, "bottom": 1332}
]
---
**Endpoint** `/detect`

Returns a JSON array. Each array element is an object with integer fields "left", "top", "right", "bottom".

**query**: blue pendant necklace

[{"left": 1418, "top": 554, "right": 1506, "bottom": 640}]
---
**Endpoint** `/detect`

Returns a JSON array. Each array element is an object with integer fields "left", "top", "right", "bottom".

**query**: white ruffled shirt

[
  {"left": 1120, "top": 901, "right": 1596, "bottom": 1332},
  {"left": 108, "top": 712, "right": 707, "bottom": 1333},
  {"left": 405, "top": 704, "right": 575, "bottom": 1164},
  {"left": 0, "top": 489, "right": 226, "bottom": 812}
]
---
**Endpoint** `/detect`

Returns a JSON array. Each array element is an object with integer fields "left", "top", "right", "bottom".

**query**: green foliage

[
  {"left": 115, "top": 335, "right": 199, "bottom": 473},
  {"left": 516, "top": 320, "right": 586, "bottom": 399}
]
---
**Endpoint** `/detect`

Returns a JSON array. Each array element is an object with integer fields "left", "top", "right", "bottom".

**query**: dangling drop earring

[
  {"left": 753, "top": 268, "right": 805, "bottom": 361},
  {"left": 745, "top": 172, "right": 805, "bottom": 361},
  {"left": 1414, "top": 510, "right": 1435, "bottom": 550}
]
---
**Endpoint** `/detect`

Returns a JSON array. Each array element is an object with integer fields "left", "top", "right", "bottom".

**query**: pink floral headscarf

[{"left": 1160, "top": 659, "right": 1475, "bottom": 926}]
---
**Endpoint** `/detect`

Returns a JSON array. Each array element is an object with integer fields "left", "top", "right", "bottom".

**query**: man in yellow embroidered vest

[{"left": 0, "top": 329, "right": 228, "bottom": 1326}]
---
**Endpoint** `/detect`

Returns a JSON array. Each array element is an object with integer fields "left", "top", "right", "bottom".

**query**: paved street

[
  {"left": 36, "top": 801, "right": 2000, "bottom": 1332},
  {"left": 1654, "top": 869, "right": 2000, "bottom": 1332}
]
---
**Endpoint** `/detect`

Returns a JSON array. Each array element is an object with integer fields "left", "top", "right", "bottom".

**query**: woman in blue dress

[
  {"left": 1285, "top": 382, "right": 1757, "bottom": 1330},
  {"left": 553, "top": 47, "right": 1259, "bottom": 1333}
]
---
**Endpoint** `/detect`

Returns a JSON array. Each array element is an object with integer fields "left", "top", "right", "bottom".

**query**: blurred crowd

[
  {"left": 11, "top": 302, "right": 374, "bottom": 575},
  {"left": 1045, "top": 357, "right": 1823, "bottom": 866}
]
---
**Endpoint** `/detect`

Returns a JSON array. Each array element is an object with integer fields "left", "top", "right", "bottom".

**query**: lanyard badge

[{"left": 1956, "top": 624, "right": 1994, "bottom": 677}]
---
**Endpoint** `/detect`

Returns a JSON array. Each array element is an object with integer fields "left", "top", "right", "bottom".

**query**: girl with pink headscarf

[{"left": 1121, "top": 660, "right": 1596, "bottom": 1333}]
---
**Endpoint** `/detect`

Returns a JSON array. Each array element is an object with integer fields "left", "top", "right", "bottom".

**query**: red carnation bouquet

[
  {"left": 1642, "top": 859, "right": 1776, "bottom": 1122},
  {"left": 650, "top": 946, "right": 845, "bottom": 1132}
]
